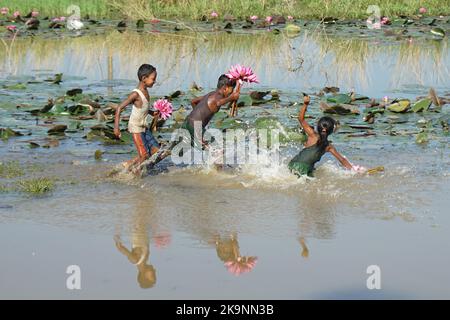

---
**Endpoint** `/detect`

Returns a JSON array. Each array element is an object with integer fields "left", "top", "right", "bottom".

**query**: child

[
  {"left": 182, "top": 74, "right": 241, "bottom": 149},
  {"left": 288, "top": 94, "right": 353, "bottom": 177},
  {"left": 114, "top": 64, "right": 160, "bottom": 171}
]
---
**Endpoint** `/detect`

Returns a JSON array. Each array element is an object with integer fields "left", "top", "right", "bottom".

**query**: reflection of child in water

[
  {"left": 214, "top": 234, "right": 257, "bottom": 275},
  {"left": 114, "top": 234, "right": 156, "bottom": 288},
  {"left": 299, "top": 237, "right": 309, "bottom": 258}
]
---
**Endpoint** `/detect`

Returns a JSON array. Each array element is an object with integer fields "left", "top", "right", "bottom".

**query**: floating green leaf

[
  {"left": 412, "top": 98, "right": 431, "bottom": 113},
  {"left": 430, "top": 27, "right": 445, "bottom": 38},
  {"left": 285, "top": 24, "right": 301, "bottom": 33},
  {"left": 387, "top": 100, "right": 410, "bottom": 113},
  {"left": 327, "top": 94, "right": 352, "bottom": 104},
  {"left": 415, "top": 131, "right": 429, "bottom": 144}
]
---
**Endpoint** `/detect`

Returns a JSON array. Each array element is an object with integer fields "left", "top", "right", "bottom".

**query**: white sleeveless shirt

[{"left": 128, "top": 89, "right": 151, "bottom": 133}]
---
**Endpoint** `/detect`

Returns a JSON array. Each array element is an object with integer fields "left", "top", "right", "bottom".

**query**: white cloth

[{"left": 128, "top": 89, "right": 150, "bottom": 133}]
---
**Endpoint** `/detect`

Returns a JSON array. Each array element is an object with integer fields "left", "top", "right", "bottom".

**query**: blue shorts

[{"left": 132, "top": 128, "right": 159, "bottom": 157}]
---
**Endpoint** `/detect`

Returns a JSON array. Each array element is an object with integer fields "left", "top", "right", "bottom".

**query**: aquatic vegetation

[
  {"left": 412, "top": 98, "right": 432, "bottom": 113},
  {"left": 94, "top": 149, "right": 103, "bottom": 160},
  {"left": 0, "top": 161, "right": 24, "bottom": 178},
  {"left": 387, "top": 100, "right": 411, "bottom": 113},
  {"left": 18, "top": 177, "right": 54, "bottom": 194}
]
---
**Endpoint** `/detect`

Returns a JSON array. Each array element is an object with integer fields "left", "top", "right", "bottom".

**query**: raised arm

[
  {"left": 326, "top": 144, "right": 353, "bottom": 170},
  {"left": 216, "top": 82, "right": 241, "bottom": 108},
  {"left": 114, "top": 92, "right": 138, "bottom": 138},
  {"left": 298, "top": 95, "right": 316, "bottom": 137}
]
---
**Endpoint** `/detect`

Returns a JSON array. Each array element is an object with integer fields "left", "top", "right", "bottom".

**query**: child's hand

[
  {"left": 303, "top": 94, "right": 310, "bottom": 105},
  {"left": 114, "top": 128, "right": 121, "bottom": 139}
]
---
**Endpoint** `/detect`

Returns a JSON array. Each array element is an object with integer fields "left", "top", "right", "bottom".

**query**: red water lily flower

[{"left": 0, "top": 7, "right": 8, "bottom": 15}]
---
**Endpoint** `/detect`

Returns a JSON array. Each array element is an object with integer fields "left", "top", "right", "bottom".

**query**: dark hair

[
  {"left": 317, "top": 116, "right": 336, "bottom": 148},
  {"left": 137, "top": 64, "right": 156, "bottom": 81},
  {"left": 217, "top": 74, "right": 236, "bottom": 89}
]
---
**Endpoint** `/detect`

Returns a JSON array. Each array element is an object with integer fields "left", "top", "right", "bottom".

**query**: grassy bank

[{"left": 1, "top": 0, "right": 449, "bottom": 20}]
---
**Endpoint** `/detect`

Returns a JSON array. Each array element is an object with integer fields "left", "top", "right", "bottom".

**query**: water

[{"left": 0, "top": 22, "right": 449, "bottom": 299}]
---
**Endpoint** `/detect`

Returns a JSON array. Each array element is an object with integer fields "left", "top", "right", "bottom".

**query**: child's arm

[
  {"left": 114, "top": 92, "right": 139, "bottom": 138},
  {"left": 191, "top": 95, "right": 205, "bottom": 108},
  {"left": 114, "top": 236, "right": 133, "bottom": 257},
  {"left": 298, "top": 95, "right": 316, "bottom": 137},
  {"left": 326, "top": 144, "right": 353, "bottom": 170}
]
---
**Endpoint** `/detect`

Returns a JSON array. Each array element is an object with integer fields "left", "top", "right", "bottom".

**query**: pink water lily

[
  {"left": 211, "top": 11, "right": 218, "bottom": 18},
  {"left": 265, "top": 16, "right": 273, "bottom": 23},
  {"left": 31, "top": 11, "right": 39, "bottom": 18},
  {"left": 6, "top": 25, "right": 17, "bottom": 32},
  {"left": 287, "top": 15, "right": 294, "bottom": 20},
  {"left": 52, "top": 17, "right": 65, "bottom": 23},
  {"left": 225, "top": 64, "right": 259, "bottom": 84},
  {"left": 381, "top": 16, "right": 390, "bottom": 25},
  {"left": 419, "top": 7, "right": 427, "bottom": 14},
  {"left": 153, "top": 99, "right": 173, "bottom": 120},
  {"left": 152, "top": 233, "right": 171, "bottom": 248},
  {"left": 0, "top": 7, "right": 8, "bottom": 15},
  {"left": 13, "top": 11, "right": 20, "bottom": 18},
  {"left": 351, "top": 164, "right": 367, "bottom": 173},
  {"left": 250, "top": 15, "right": 258, "bottom": 21},
  {"left": 224, "top": 256, "right": 258, "bottom": 276}
]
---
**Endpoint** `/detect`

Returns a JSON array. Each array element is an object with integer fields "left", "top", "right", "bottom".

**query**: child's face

[
  {"left": 223, "top": 85, "right": 234, "bottom": 97},
  {"left": 143, "top": 71, "right": 157, "bottom": 88}
]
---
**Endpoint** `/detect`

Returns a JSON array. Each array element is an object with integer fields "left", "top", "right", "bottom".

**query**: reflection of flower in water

[
  {"left": 224, "top": 256, "right": 258, "bottom": 276},
  {"left": 152, "top": 233, "right": 171, "bottom": 248}
]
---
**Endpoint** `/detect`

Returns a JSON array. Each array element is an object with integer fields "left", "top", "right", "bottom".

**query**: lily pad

[
  {"left": 321, "top": 103, "right": 359, "bottom": 115},
  {"left": 387, "top": 100, "right": 410, "bottom": 113},
  {"left": 66, "top": 88, "right": 83, "bottom": 96},
  {"left": 47, "top": 124, "right": 67, "bottom": 135},
  {"left": 415, "top": 131, "right": 429, "bottom": 144},
  {"left": 285, "top": 24, "right": 301, "bottom": 33},
  {"left": 430, "top": 27, "right": 445, "bottom": 37},
  {"left": 236, "top": 95, "right": 253, "bottom": 107},
  {"left": 364, "top": 107, "right": 385, "bottom": 115},
  {"left": 327, "top": 94, "right": 352, "bottom": 104},
  {"left": 412, "top": 98, "right": 432, "bottom": 113},
  {"left": 3, "top": 83, "right": 27, "bottom": 90},
  {"left": 1, "top": 128, "right": 23, "bottom": 140}
]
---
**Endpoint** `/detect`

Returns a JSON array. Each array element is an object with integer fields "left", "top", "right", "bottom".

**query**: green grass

[
  {"left": 1, "top": 0, "right": 448, "bottom": 20},
  {"left": 0, "top": 161, "right": 24, "bottom": 179},
  {"left": 18, "top": 177, "right": 54, "bottom": 194}
]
